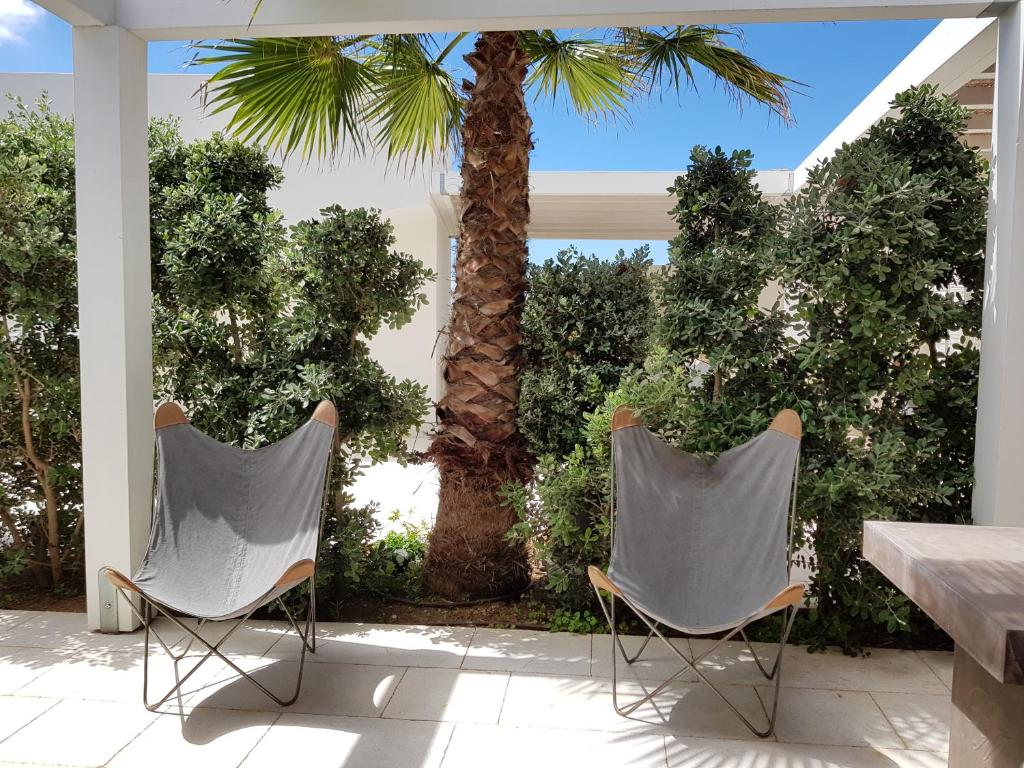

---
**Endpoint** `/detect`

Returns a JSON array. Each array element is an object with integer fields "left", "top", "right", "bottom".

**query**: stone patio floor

[{"left": 0, "top": 610, "right": 952, "bottom": 767}]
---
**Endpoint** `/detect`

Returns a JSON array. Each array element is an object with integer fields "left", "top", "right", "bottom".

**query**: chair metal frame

[
  {"left": 590, "top": 408, "right": 803, "bottom": 738},
  {"left": 107, "top": 403, "right": 336, "bottom": 712}
]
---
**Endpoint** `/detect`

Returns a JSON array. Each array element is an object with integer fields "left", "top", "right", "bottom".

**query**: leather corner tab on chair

[
  {"left": 611, "top": 405, "right": 642, "bottom": 432},
  {"left": 588, "top": 566, "right": 623, "bottom": 597},
  {"left": 275, "top": 559, "right": 315, "bottom": 588},
  {"left": 103, "top": 567, "right": 140, "bottom": 594},
  {"left": 154, "top": 402, "right": 189, "bottom": 430},
  {"left": 764, "top": 582, "right": 806, "bottom": 612},
  {"left": 768, "top": 409, "right": 802, "bottom": 439},
  {"left": 311, "top": 401, "right": 337, "bottom": 428}
]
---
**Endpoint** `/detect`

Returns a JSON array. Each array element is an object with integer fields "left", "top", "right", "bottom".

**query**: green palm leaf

[
  {"left": 518, "top": 30, "right": 633, "bottom": 118},
  {"left": 620, "top": 26, "right": 795, "bottom": 123},
  {"left": 194, "top": 37, "right": 377, "bottom": 159},
  {"left": 364, "top": 34, "right": 465, "bottom": 166}
]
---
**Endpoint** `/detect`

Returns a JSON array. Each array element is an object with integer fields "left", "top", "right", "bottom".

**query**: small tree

[
  {"left": 1, "top": 109, "right": 434, "bottom": 609},
  {"left": 660, "top": 145, "right": 785, "bottom": 402},
  {"left": 779, "top": 84, "right": 988, "bottom": 647},
  {"left": 519, "top": 245, "right": 654, "bottom": 459},
  {"left": 0, "top": 100, "right": 81, "bottom": 587},
  {"left": 150, "top": 126, "right": 434, "bottom": 613}
]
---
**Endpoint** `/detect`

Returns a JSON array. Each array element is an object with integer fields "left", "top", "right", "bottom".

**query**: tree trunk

[
  {"left": 424, "top": 31, "right": 533, "bottom": 600},
  {"left": 17, "top": 378, "right": 61, "bottom": 585}
]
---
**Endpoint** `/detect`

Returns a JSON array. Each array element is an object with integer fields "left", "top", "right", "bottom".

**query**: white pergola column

[
  {"left": 973, "top": 1, "right": 1024, "bottom": 527},
  {"left": 72, "top": 25, "right": 154, "bottom": 630}
]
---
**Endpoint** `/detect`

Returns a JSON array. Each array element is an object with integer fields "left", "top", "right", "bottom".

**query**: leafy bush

[
  {"left": 778, "top": 84, "right": 987, "bottom": 647},
  {"left": 0, "top": 99, "right": 82, "bottom": 588},
  {"left": 150, "top": 125, "right": 434, "bottom": 617},
  {"left": 1, "top": 106, "right": 433, "bottom": 614},
  {"left": 519, "top": 245, "right": 654, "bottom": 459},
  {"left": 660, "top": 145, "right": 786, "bottom": 401},
  {"left": 362, "top": 511, "right": 430, "bottom": 599},
  {"left": 517, "top": 87, "right": 986, "bottom": 650}
]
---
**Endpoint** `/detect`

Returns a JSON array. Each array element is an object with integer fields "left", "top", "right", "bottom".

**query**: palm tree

[{"left": 196, "top": 27, "right": 793, "bottom": 599}]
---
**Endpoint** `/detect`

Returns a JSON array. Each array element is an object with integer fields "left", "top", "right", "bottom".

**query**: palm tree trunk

[{"left": 424, "top": 31, "right": 533, "bottom": 599}]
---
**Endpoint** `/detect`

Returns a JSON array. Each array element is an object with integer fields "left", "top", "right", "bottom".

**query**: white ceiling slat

[{"left": 41, "top": 0, "right": 999, "bottom": 41}]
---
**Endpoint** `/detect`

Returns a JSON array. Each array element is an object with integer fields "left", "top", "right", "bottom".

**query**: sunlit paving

[{"left": 0, "top": 611, "right": 955, "bottom": 768}]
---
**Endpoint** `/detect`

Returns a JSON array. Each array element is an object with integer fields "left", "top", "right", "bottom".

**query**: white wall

[{"left": 0, "top": 72, "right": 450, "bottom": 418}]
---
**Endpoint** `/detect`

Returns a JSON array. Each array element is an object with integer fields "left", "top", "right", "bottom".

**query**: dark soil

[
  {"left": 0, "top": 579, "right": 86, "bottom": 613},
  {"left": 336, "top": 594, "right": 547, "bottom": 629}
]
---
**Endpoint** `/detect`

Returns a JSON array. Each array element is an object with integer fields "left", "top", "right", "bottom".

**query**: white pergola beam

[
  {"left": 432, "top": 169, "right": 794, "bottom": 239},
  {"left": 35, "top": 0, "right": 113, "bottom": 27},
  {"left": 72, "top": 25, "right": 154, "bottom": 631},
  {"left": 50, "top": 0, "right": 1002, "bottom": 40},
  {"left": 973, "top": 2, "right": 1024, "bottom": 527}
]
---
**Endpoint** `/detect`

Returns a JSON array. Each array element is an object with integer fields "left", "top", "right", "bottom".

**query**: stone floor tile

[
  {"left": 0, "top": 646, "right": 70, "bottom": 694},
  {"left": 870, "top": 691, "right": 950, "bottom": 753},
  {"left": 781, "top": 646, "right": 948, "bottom": 694},
  {"left": 660, "top": 683, "right": 771, "bottom": 741},
  {"left": 382, "top": 667, "right": 509, "bottom": 724},
  {"left": 462, "top": 629, "right": 591, "bottom": 676},
  {"left": 591, "top": 634, "right": 698, "bottom": 683},
  {"left": 107, "top": 708, "right": 277, "bottom": 768},
  {"left": 191, "top": 656, "right": 405, "bottom": 717},
  {"left": 874, "top": 749, "right": 949, "bottom": 768},
  {"left": 241, "top": 714, "right": 453, "bottom": 768},
  {"left": 0, "top": 610, "right": 41, "bottom": 631},
  {"left": 689, "top": 637, "right": 784, "bottom": 686},
  {"left": 760, "top": 686, "right": 904, "bottom": 749},
  {"left": 0, "top": 611, "right": 186, "bottom": 653},
  {"left": 16, "top": 648, "right": 221, "bottom": 709},
  {"left": 498, "top": 672, "right": 679, "bottom": 735},
  {"left": 914, "top": 651, "right": 954, "bottom": 691},
  {"left": 441, "top": 723, "right": 667, "bottom": 768},
  {"left": 666, "top": 735, "right": 948, "bottom": 768},
  {"left": 0, "top": 695, "right": 59, "bottom": 742},
  {"left": 271, "top": 623, "right": 474, "bottom": 668},
  {"left": 169, "top": 618, "right": 295, "bottom": 658},
  {"left": 0, "top": 698, "right": 156, "bottom": 767}
]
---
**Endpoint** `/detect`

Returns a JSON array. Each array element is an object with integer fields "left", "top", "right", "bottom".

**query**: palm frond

[
  {"left": 194, "top": 37, "right": 377, "bottom": 160},
  {"left": 518, "top": 30, "right": 633, "bottom": 118},
  {"left": 363, "top": 34, "right": 465, "bottom": 166},
  {"left": 619, "top": 26, "right": 795, "bottom": 123}
]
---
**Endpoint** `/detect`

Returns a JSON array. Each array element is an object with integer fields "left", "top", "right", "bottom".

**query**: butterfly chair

[
  {"left": 102, "top": 400, "right": 337, "bottom": 711},
  {"left": 588, "top": 406, "right": 804, "bottom": 737}
]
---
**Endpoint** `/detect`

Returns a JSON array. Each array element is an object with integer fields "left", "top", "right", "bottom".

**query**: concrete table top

[{"left": 863, "top": 521, "right": 1024, "bottom": 685}]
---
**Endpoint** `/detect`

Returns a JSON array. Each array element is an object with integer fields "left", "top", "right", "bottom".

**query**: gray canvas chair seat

[
  {"left": 589, "top": 406, "right": 805, "bottom": 737},
  {"left": 103, "top": 400, "right": 337, "bottom": 710}
]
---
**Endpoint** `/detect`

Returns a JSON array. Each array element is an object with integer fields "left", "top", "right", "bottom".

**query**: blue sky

[{"left": 0, "top": 3, "right": 939, "bottom": 262}]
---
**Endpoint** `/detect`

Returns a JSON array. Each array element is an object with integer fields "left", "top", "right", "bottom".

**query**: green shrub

[
  {"left": 362, "top": 511, "right": 430, "bottom": 599},
  {"left": 519, "top": 245, "right": 654, "bottom": 459},
  {"left": 660, "top": 145, "right": 785, "bottom": 401},
  {"left": 150, "top": 126, "right": 434, "bottom": 617},
  {"left": 778, "top": 84, "right": 987, "bottom": 647},
  {"left": 0, "top": 99, "right": 82, "bottom": 588},
  {"left": 518, "top": 87, "right": 986, "bottom": 650},
  {"left": 1, "top": 106, "right": 432, "bottom": 614}
]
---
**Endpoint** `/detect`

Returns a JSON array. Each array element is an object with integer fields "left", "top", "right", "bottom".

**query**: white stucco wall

[{"left": 0, "top": 72, "right": 451, "bottom": 431}]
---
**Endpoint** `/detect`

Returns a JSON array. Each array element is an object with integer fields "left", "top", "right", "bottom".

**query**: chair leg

[
  {"left": 592, "top": 582, "right": 797, "bottom": 738},
  {"left": 114, "top": 586, "right": 314, "bottom": 710},
  {"left": 275, "top": 582, "right": 317, "bottom": 655}
]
